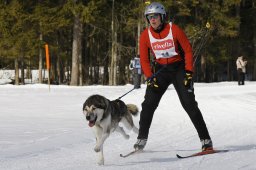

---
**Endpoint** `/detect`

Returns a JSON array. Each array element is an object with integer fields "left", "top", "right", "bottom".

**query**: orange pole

[
  {"left": 45, "top": 44, "right": 51, "bottom": 91},
  {"left": 45, "top": 44, "right": 50, "bottom": 70}
]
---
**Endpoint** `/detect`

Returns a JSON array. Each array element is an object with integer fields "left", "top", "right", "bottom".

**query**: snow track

[{"left": 0, "top": 82, "right": 256, "bottom": 170}]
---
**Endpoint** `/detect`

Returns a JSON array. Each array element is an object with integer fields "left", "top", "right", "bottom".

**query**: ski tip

[
  {"left": 120, "top": 150, "right": 139, "bottom": 158},
  {"left": 176, "top": 154, "right": 188, "bottom": 159},
  {"left": 176, "top": 154, "right": 183, "bottom": 159}
]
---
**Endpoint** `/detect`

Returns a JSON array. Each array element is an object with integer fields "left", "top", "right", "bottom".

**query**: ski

[
  {"left": 120, "top": 150, "right": 142, "bottom": 158},
  {"left": 176, "top": 149, "right": 228, "bottom": 159}
]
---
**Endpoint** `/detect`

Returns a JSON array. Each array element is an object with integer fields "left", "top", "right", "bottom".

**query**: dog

[{"left": 83, "top": 94, "right": 139, "bottom": 165}]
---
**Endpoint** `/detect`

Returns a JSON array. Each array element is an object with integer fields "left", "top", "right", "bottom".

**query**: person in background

[
  {"left": 129, "top": 55, "right": 142, "bottom": 89},
  {"left": 236, "top": 56, "right": 247, "bottom": 85},
  {"left": 133, "top": 2, "right": 212, "bottom": 152}
]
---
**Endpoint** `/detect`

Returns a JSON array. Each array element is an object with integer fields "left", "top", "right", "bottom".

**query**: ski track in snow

[{"left": 0, "top": 82, "right": 256, "bottom": 170}]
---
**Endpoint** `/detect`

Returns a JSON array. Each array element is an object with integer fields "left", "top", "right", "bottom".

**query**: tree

[
  {"left": 0, "top": 0, "right": 254, "bottom": 85},
  {"left": 0, "top": 0, "right": 38, "bottom": 85}
]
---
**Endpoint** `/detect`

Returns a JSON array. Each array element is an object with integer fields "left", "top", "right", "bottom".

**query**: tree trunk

[
  {"left": 103, "top": 32, "right": 109, "bottom": 85},
  {"left": 227, "top": 60, "right": 231, "bottom": 81},
  {"left": 136, "top": 1, "right": 142, "bottom": 55},
  {"left": 39, "top": 33, "right": 43, "bottom": 84},
  {"left": 56, "top": 55, "right": 62, "bottom": 84},
  {"left": 110, "top": 32, "right": 117, "bottom": 85},
  {"left": 26, "top": 56, "right": 32, "bottom": 83},
  {"left": 253, "top": 12, "right": 256, "bottom": 80},
  {"left": 70, "top": 14, "right": 83, "bottom": 86},
  {"left": 14, "top": 57, "right": 19, "bottom": 85},
  {"left": 50, "top": 55, "right": 56, "bottom": 84},
  {"left": 94, "top": 39, "right": 100, "bottom": 84},
  {"left": 79, "top": 45, "right": 83, "bottom": 86},
  {"left": 137, "top": 13, "right": 141, "bottom": 55},
  {"left": 201, "top": 54, "right": 206, "bottom": 82},
  {"left": 20, "top": 55, "right": 25, "bottom": 85},
  {"left": 118, "top": 14, "right": 125, "bottom": 85},
  {"left": 83, "top": 31, "right": 89, "bottom": 85},
  {"left": 88, "top": 37, "right": 93, "bottom": 85},
  {"left": 253, "top": 59, "right": 256, "bottom": 81},
  {"left": 109, "top": 0, "right": 117, "bottom": 85},
  {"left": 64, "top": 59, "right": 70, "bottom": 84}
]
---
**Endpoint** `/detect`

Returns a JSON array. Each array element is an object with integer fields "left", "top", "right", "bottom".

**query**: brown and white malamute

[{"left": 83, "top": 94, "right": 139, "bottom": 165}]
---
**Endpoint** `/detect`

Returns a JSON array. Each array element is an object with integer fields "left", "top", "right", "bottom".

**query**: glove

[
  {"left": 146, "top": 77, "right": 159, "bottom": 89},
  {"left": 184, "top": 71, "right": 194, "bottom": 91}
]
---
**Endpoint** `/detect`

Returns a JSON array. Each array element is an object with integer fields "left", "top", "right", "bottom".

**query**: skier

[
  {"left": 129, "top": 55, "right": 142, "bottom": 89},
  {"left": 134, "top": 2, "right": 213, "bottom": 152}
]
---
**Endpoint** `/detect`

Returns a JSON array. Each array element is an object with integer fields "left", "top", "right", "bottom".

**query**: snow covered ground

[{"left": 0, "top": 82, "right": 256, "bottom": 170}]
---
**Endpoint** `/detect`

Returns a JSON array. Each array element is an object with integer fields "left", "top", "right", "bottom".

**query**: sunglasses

[{"left": 147, "top": 14, "right": 160, "bottom": 20}]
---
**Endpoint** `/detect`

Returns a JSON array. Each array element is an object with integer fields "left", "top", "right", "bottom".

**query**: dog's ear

[
  {"left": 95, "top": 98, "right": 109, "bottom": 110},
  {"left": 83, "top": 102, "right": 86, "bottom": 111}
]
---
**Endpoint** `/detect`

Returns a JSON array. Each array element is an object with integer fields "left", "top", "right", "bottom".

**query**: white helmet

[{"left": 144, "top": 2, "right": 166, "bottom": 22}]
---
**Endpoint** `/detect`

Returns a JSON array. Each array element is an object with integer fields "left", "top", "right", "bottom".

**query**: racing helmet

[{"left": 144, "top": 2, "right": 166, "bottom": 23}]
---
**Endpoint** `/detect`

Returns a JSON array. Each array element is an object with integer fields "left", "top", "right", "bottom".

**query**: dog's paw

[
  {"left": 97, "top": 159, "right": 104, "bottom": 165},
  {"left": 94, "top": 145, "right": 101, "bottom": 152},
  {"left": 133, "top": 127, "right": 139, "bottom": 134}
]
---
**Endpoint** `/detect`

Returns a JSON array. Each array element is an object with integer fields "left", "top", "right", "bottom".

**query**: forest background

[{"left": 0, "top": 0, "right": 255, "bottom": 86}]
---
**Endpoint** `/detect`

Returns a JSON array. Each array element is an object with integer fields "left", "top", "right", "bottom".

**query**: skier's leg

[
  {"left": 137, "top": 71, "right": 170, "bottom": 140},
  {"left": 134, "top": 73, "right": 140, "bottom": 88},
  {"left": 242, "top": 72, "right": 245, "bottom": 85},
  {"left": 172, "top": 68, "right": 211, "bottom": 140},
  {"left": 138, "top": 85, "right": 166, "bottom": 139}
]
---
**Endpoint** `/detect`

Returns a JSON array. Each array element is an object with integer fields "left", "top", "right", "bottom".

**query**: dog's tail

[{"left": 126, "top": 104, "right": 139, "bottom": 116}]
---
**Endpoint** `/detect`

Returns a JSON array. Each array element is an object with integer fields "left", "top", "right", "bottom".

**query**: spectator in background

[
  {"left": 236, "top": 56, "right": 247, "bottom": 85},
  {"left": 129, "top": 55, "right": 142, "bottom": 89}
]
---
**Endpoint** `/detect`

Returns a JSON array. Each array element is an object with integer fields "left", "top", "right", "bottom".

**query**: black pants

[
  {"left": 138, "top": 62, "right": 211, "bottom": 140},
  {"left": 237, "top": 69, "right": 245, "bottom": 85},
  {"left": 133, "top": 73, "right": 141, "bottom": 89}
]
